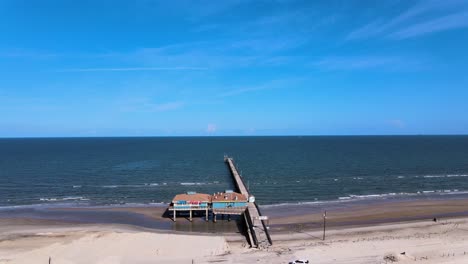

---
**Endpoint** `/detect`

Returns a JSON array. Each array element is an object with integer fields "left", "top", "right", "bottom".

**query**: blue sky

[{"left": 1, "top": 0, "right": 468, "bottom": 137}]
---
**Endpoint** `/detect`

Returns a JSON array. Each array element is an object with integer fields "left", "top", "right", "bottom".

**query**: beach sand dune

[
  {"left": 2, "top": 217, "right": 468, "bottom": 263},
  {"left": 0, "top": 222, "right": 229, "bottom": 264}
]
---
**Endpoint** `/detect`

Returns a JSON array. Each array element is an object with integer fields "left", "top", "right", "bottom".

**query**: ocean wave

[
  {"left": 39, "top": 196, "right": 89, "bottom": 202},
  {"left": 423, "top": 174, "right": 468, "bottom": 178},
  {"left": 101, "top": 183, "right": 161, "bottom": 188},
  {"left": 384, "top": 174, "right": 468, "bottom": 179},
  {"left": 97, "top": 182, "right": 221, "bottom": 187},
  {"left": 180, "top": 182, "right": 203, "bottom": 186},
  {"left": 342, "top": 189, "right": 468, "bottom": 200},
  {"left": 0, "top": 201, "right": 170, "bottom": 211},
  {"left": 179, "top": 181, "right": 221, "bottom": 186},
  {"left": 262, "top": 189, "right": 468, "bottom": 208},
  {"left": 261, "top": 200, "right": 326, "bottom": 208},
  {"left": 423, "top": 175, "right": 445, "bottom": 178}
]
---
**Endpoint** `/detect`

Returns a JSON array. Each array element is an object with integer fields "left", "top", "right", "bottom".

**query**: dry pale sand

[
  {"left": 0, "top": 219, "right": 229, "bottom": 264},
  {"left": 2, "top": 217, "right": 468, "bottom": 264}
]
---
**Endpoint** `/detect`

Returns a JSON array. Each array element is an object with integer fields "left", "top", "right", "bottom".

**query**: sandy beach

[
  {"left": 2, "top": 198, "right": 468, "bottom": 263},
  {"left": 2, "top": 216, "right": 468, "bottom": 263}
]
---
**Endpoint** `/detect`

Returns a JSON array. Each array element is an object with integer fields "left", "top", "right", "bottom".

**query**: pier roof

[
  {"left": 172, "top": 193, "right": 211, "bottom": 202},
  {"left": 212, "top": 192, "right": 247, "bottom": 202}
]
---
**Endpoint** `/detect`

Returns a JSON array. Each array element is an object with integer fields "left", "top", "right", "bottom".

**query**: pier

[
  {"left": 167, "top": 156, "right": 272, "bottom": 249},
  {"left": 224, "top": 156, "right": 273, "bottom": 249}
]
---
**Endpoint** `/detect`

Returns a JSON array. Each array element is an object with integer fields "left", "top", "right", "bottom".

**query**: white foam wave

[
  {"left": 101, "top": 184, "right": 162, "bottom": 188},
  {"left": 39, "top": 196, "right": 89, "bottom": 202},
  {"left": 39, "top": 198, "right": 57, "bottom": 201},
  {"left": 179, "top": 181, "right": 221, "bottom": 186},
  {"left": 338, "top": 197, "right": 351, "bottom": 200},
  {"left": 423, "top": 175, "right": 445, "bottom": 178},
  {"left": 180, "top": 182, "right": 204, "bottom": 186},
  {"left": 262, "top": 189, "right": 468, "bottom": 209},
  {"left": 423, "top": 174, "right": 468, "bottom": 179},
  {"left": 334, "top": 189, "right": 468, "bottom": 202},
  {"left": 422, "top": 190, "right": 435, "bottom": 194}
]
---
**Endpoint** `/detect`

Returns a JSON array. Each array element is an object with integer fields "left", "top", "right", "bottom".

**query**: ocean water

[{"left": 1, "top": 136, "right": 468, "bottom": 208}]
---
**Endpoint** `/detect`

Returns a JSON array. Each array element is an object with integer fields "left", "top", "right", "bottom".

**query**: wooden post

[
  {"left": 214, "top": 213, "right": 217, "bottom": 223},
  {"left": 173, "top": 209, "right": 176, "bottom": 222},
  {"left": 49, "top": 257, "right": 51, "bottom": 264},
  {"left": 205, "top": 207, "right": 208, "bottom": 221},
  {"left": 322, "top": 211, "right": 327, "bottom": 241},
  {"left": 189, "top": 209, "right": 192, "bottom": 222}
]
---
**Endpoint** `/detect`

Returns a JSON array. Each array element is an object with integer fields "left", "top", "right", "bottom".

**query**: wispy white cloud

[
  {"left": 388, "top": 119, "right": 405, "bottom": 128},
  {"left": 227, "top": 36, "right": 308, "bottom": 54},
  {"left": 218, "top": 85, "right": 272, "bottom": 98},
  {"left": 346, "top": 0, "right": 468, "bottom": 40},
  {"left": 105, "top": 42, "right": 298, "bottom": 70},
  {"left": 313, "top": 56, "right": 416, "bottom": 71},
  {"left": 151, "top": 101, "right": 185, "bottom": 112},
  {"left": 217, "top": 78, "right": 302, "bottom": 98},
  {"left": 119, "top": 98, "right": 185, "bottom": 113},
  {"left": 206, "top": 123, "right": 217, "bottom": 133},
  {"left": 346, "top": 19, "right": 387, "bottom": 40},
  {"left": 56, "top": 67, "right": 208, "bottom": 72},
  {"left": 390, "top": 11, "right": 468, "bottom": 39}
]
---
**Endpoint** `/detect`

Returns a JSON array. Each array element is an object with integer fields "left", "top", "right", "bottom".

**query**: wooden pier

[{"left": 224, "top": 156, "right": 273, "bottom": 248}]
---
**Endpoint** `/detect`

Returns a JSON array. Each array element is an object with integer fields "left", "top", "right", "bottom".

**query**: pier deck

[{"left": 225, "top": 157, "right": 272, "bottom": 248}]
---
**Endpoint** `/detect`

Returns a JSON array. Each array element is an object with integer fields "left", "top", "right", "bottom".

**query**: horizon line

[{"left": 1, "top": 134, "right": 468, "bottom": 139}]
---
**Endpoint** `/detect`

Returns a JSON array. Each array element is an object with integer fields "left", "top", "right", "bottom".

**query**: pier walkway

[{"left": 225, "top": 157, "right": 272, "bottom": 249}]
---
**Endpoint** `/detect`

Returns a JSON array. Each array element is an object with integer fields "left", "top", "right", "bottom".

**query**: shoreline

[{"left": 3, "top": 196, "right": 468, "bottom": 234}]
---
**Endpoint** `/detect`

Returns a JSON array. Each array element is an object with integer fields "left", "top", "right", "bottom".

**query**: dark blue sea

[{"left": 1, "top": 136, "right": 468, "bottom": 208}]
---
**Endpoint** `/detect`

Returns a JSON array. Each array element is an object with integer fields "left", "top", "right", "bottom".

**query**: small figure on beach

[{"left": 433, "top": 218, "right": 438, "bottom": 222}]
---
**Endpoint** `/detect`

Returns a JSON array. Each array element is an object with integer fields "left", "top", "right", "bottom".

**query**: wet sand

[
  {"left": 2, "top": 197, "right": 468, "bottom": 235},
  {"left": 266, "top": 198, "right": 468, "bottom": 232}
]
